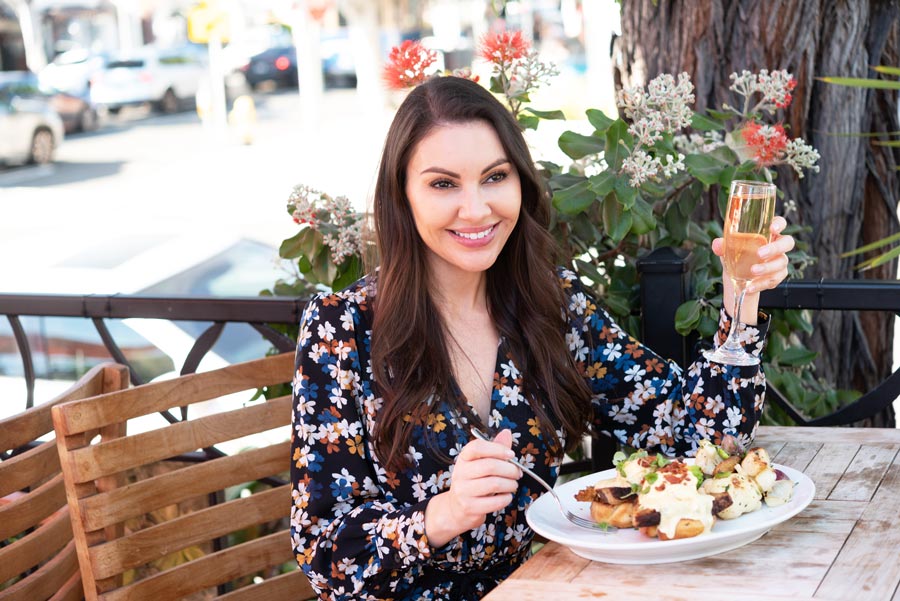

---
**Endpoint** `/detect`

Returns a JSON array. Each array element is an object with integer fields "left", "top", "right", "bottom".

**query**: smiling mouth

[{"left": 451, "top": 224, "right": 497, "bottom": 240}]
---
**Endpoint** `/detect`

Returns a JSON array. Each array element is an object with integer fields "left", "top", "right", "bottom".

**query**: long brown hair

[{"left": 371, "top": 76, "right": 592, "bottom": 472}]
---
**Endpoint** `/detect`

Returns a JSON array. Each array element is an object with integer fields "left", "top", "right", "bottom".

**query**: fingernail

[
  {"left": 758, "top": 247, "right": 771, "bottom": 258},
  {"left": 506, "top": 449, "right": 515, "bottom": 458},
  {"left": 751, "top": 265, "right": 763, "bottom": 275}
]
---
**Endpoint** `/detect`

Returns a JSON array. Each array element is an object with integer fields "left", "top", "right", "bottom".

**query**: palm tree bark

[{"left": 614, "top": 0, "right": 899, "bottom": 426}]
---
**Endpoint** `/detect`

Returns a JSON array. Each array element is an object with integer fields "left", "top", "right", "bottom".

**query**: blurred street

[{"left": 0, "top": 88, "right": 396, "bottom": 294}]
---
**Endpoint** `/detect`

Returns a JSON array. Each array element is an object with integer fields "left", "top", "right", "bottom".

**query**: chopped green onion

[{"left": 716, "top": 447, "right": 730, "bottom": 459}]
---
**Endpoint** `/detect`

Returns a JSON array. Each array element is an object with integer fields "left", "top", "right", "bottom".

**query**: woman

[{"left": 289, "top": 76, "right": 793, "bottom": 600}]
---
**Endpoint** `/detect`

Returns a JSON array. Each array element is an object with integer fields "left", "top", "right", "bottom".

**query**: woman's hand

[
  {"left": 424, "top": 429, "right": 521, "bottom": 547},
  {"left": 712, "top": 216, "right": 796, "bottom": 323}
]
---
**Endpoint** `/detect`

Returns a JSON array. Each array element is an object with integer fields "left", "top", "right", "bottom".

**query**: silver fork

[{"left": 470, "top": 427, "right": 614, "bottom": 532}]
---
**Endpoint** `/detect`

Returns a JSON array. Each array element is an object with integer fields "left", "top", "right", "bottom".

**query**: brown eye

[
  {"left": 484, "top": 171, "right": 508, "bottom": 184},
  {"left": 430, "top": 179, "right": 455, "bottom": 189}
]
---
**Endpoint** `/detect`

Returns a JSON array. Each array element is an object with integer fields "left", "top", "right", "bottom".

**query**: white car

[
  {"left": 90, "top": 45, "right": 207, "bottom": 114},
  {"left": 0, "top": 72, "right": 65, "bottom": 165},
  {"left": 39, "top": 48, "right": 108, "bottom": 96}
]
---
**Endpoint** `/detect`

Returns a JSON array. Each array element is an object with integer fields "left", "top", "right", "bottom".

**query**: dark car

[
  {"left": 240, "top": 46, "right": 297, "bottom": 90},
  {"left": 237, "top": 32, "right": 357, "bottom": 91}
]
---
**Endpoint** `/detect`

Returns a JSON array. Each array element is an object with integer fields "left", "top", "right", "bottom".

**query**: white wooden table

[{"left": 484, "top": 426, "right": 900, "bottom": 601}]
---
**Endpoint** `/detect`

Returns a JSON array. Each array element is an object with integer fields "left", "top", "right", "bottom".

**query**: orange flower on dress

[
  {"left": 742, "top": 122, "right": 788, "bottom": 167},
  {"left": 478, "top": 30, "right": 530, "bottom": 65},
  {"left": 383, "top": 40, "right": 437, "bottom": 90}
]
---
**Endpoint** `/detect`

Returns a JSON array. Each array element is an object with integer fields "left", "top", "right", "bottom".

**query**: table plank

[
  {"left": 799, "top": 443, "right": 860, "bottom": 499},
  {"left": 756, "top": 426, "right": 900, "bottom": 445},
  {"left": 487, "top": 579, "right": 818, "bottom": 600},
  {"left": 769, "top": 440, "right": 823, "bottom": 472},
  {"left": 775, "top": 499, "right": 866, "bottom": 535},
  {"left": 509, "top": 541, "right": 589, "bottom": 582},
  {"left": 827, "top": 444, "right": 899, "bottom": 502},
  {"left": 817, "top": 461, "right": 900, "bottom": 600}
]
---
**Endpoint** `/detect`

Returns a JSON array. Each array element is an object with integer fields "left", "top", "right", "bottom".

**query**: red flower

[
  {"left": 775, "top": 78, "right": 798, "bottom": 108},
  {"left": 478, "top": 30, "right": 530, "bottom": 66},
  {"left": 743, "top": 122, "right": 788, "bottom": 166},
  {"left": 382, "top": 40, "right": 437, "bottom": 90}
]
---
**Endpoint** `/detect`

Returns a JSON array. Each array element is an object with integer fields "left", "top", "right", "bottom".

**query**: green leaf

[
  {"left": 818, "top": 76, "right": 900, "bottom": 90},
  {"left": 841, "top": 231, "right": 900, "bottom": 256},
  {"left": 685, "top": 153, "right": 729, "bottom": 186},
  {"left": 588, "top": 171, "right": 616, "bottom": 198},
  {"left": 614, "top": 178, "right": 637, "bottom": 210},
  {"left": 675, "top": 300, "right": 702, "bottom": 334},
  {"left": 698, "top": 305, "right": 719, "bottom": 338},
  {"left": 784, "top": 309, "right": 815, "bottom": 334},
  {"left": 489, "top": 75, "right": 504, "bottom": 94},
  {"left": 630, "top": 197, "right": 656, "bottom": 235},
  {"left": 663, "top": 204, "right": 689, "bottom": 242},
  {"left": 574, "top": 258, "right": 605, "bottom": 285},
  {"left": 873, "top": 139, "right": 900, "bottom": 147},
  {"left": 279, "top": 227, "right": 317, "bottom": 259},
  {"left": 777, "top": 346, "right": 818, "bottom": 366},
  {"left": 332, "top": 255, "right": 361, "bottom": 291},
  {"left": 602, "top": 195, "right": 632, "bottom": 243},
  {"left": 549, "top": 173, "right": 586, "bottom": 191},
  {"left": 586, "top": 109, "right": 615, "bottom": 133},
  {"left": 604, "top": 120, "right": 634, "bottom": 170},
  {"left": 517, "top": 114, "right": 540, "bottom": 130},
  {"left": 872, "top": 65, "right": 900, "bottom": 76},
  {"left": 604, "top": 292, "right": 631, "bottom": 316},
  {"left": 536, "top": 160, "right": 561, "bottom": 175},
  {"left": 524, "top": 107, "right": 566, "bottom": 120},
  {"left": 857, "top": 244, "right": 900, "bottom": 271},
  {"left": 707, "top": 109, "right": 735, "bottom": 121},
  {"left": 691, "top": 112, "right": 726, "bottom": 132},
  {"left": 558, "top": 131, "right": 605, "bottom": 159},
  {"left": 297, "top": 254, "right": 313, "bottom": 274},
  {"left": 553, "top": 180, "right": 596, "bottom": 214}
]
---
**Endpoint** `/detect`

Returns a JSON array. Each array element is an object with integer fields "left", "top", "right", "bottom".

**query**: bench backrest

[
  {"left": 51, "top": 352, "right": 314, "bottom": 601},
  {"left": 1, "top": 363, "right": 129, "bottom": 601}
]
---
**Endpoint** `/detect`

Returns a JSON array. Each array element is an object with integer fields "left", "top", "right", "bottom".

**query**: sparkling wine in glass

[{"left": 703, "top": 180, "right": 776, "bottom": 366}]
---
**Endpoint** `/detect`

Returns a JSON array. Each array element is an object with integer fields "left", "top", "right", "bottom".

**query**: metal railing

[
  {"left": 2, "top": 251, "right": 898, "bottom": 475},
  {"left": 636, "top": 247, "right": 900, "bottom": 428}
]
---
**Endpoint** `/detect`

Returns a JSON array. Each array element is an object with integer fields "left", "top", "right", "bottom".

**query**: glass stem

[{"left": 721, "top": 284, "right": 747, "bottom": 351}]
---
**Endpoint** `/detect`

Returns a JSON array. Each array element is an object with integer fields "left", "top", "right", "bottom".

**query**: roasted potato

[{"left": 590, "top": 499, "right": 636, "bottom": 528}]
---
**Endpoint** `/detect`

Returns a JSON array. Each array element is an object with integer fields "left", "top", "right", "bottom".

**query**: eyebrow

[{"left": 420, "top": 158, "right": 510, "bottom": 177}]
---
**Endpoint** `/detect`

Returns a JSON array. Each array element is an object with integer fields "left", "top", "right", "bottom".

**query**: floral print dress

[{"left": 290, "top": 269, "right": 769, "bottom": 600}]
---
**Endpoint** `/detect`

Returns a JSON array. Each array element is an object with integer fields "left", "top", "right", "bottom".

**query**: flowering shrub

[{"left": 267, "top": 32, "right": 849, "bottom": 425}]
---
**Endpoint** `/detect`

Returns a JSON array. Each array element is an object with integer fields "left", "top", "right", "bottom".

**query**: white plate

[{"left": 525, "top": 463, "right": 815, "bottom": 564}]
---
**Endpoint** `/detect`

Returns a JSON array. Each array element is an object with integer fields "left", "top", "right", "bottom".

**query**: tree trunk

[{"left": 614, "top": 0, "right": 899, "bottom": 427}]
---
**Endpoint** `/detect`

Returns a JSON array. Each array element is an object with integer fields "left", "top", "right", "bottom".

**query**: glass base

[{"left": 703, "top": 346, "right": 760, "bottom": 367}]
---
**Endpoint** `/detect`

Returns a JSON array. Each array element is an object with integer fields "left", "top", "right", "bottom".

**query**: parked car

[
  {"left": 39, "top": 47, "right": 108, "bottom": 96},
  {"left": 236, "top": 30, "right": 357, "bottom": 91},
  {"left": 46, "top": 86, "right": 99, "bottom": 133},
  {"left": 0, "top": 72, "right": 64, "bottom": 165},
  {"left": 89, "top": 45, "right": 207, "bottom": 114},
  {"left": 239, "top": 45, "right": 297, "bottom": 90}
]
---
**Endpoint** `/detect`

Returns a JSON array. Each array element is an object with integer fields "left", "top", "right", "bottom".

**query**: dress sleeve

[
  {"left": 562, "top": 272, "right": 770, "bottom": 457},
  {"left": 290, "top": 293, "right": 440, "bottom": 600}
]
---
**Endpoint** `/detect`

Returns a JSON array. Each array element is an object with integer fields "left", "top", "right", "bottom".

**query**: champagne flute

[{"left": 703, "top": 180, "right": 776, "bottom": 366}]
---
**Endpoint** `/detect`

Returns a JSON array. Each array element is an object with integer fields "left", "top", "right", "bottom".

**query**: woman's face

[{"left": 405, "top": 120, "right": 522, "bottom": 279}]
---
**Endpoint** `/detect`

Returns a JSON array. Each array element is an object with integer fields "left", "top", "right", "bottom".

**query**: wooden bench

[
  {"left": 1, "top": 363, "right": 129, "bottom": 601},
  {"left": 51, "top": 353, "right": 315, "bottom": 601}
]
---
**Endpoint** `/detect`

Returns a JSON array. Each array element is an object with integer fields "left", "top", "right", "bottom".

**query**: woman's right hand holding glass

[{"left": 424, "top": 429, "right": 522, "bottom": 547}]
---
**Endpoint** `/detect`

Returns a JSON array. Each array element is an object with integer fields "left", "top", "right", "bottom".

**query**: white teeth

[{"left": 455, "top": 226, "right": 494, "bottom": 240}]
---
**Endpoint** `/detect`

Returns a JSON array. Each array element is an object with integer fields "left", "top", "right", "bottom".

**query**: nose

[{"left": 457, "top": 185, "right": 492, "bottom": 222}]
